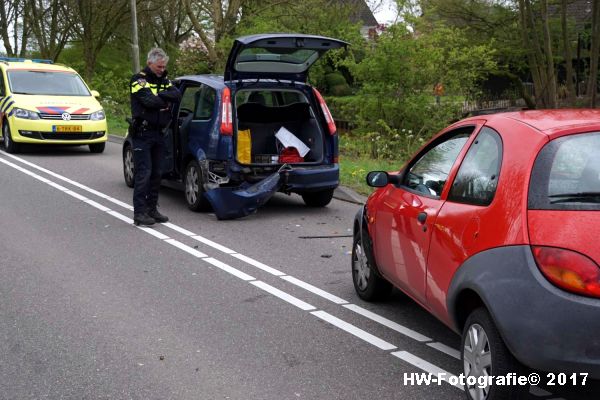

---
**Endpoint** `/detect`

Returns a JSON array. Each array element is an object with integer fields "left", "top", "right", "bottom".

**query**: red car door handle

[{"left": 417, "top": 212, "right": 427, "bottom": 223}]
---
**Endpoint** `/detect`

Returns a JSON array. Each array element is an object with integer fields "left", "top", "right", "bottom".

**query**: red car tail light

[
  {"left": 312, "top": 87, "right": 336, "bottom": 135},
  {"left": 532, "top": 246, "right": 600, "bottom": 298},
  {"left": 220, "top": 87, "right": 233, "bottom": 136}
]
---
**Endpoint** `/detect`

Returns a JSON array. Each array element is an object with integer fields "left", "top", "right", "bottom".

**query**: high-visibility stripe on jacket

[{"left": 129, "top": 66, "right": 180, "bottom": 128}]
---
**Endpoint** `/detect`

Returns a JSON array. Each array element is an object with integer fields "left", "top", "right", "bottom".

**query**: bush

[
  {"left": 343, "top": 23, "right": 496, "bottom": 147},
  {"left": 325, "top": 72, "right": 347, "bottom": 87}
]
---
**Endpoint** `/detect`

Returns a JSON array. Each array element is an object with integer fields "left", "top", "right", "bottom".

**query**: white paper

[{"left": 275, "top": 126, "right": 310, "bottom": 157}]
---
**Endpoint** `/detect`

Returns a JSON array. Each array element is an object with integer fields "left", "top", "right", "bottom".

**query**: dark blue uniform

[{"left": 129, "top": 67, "right": 180, "bottom": 220}]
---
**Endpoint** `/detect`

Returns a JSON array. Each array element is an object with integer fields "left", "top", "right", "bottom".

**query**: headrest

[{"left": 236, "top": 102, "right": 311, "bottom": 123}]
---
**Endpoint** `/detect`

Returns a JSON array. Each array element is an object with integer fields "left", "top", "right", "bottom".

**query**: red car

[{"left": 352, "top": 110, "right": 600, "bottom": 399}]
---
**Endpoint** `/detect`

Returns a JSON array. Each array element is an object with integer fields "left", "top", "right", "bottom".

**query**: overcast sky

[{"left": 370, "top": 0, "right": 399, "bottom": 25}]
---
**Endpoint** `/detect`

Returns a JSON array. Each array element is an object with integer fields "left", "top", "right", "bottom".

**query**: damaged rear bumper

[{"left": 283, "top": 164, "right": 339, "bottom": 192}]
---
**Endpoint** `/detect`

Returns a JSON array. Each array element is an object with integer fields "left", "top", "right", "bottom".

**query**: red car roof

[{"left": 477, "top": 109, "right": 600, "bottom": 138}]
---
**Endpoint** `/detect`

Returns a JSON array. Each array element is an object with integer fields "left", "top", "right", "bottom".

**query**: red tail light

[
  {"left": 313, "top": 88, "right": 336, "bottom": 135},
  {"left": 220, "top": 87, "right": 233, "bottom": 136},
  {"left": 333, "top": 155, "right": 339, "bottom": 163},
  {"left": 532, "top": 246, "right": 600, "bottom": 298}
]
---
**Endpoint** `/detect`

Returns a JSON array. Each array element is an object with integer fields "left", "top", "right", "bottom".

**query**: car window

[
  {"left": 448, "top": 127, "right": 503, "bottom": 206},
  {"left": 0, "top": 72, "right": 5, "bottom": 96},
  {"left": 194, "top": 86, "right": 216, "bottom": 120},
  {"left": 179, "top": 85, "right": 201, "bottom": 117},
  {"left": 402, "top": 127, "right": 473, "bottom": 197},
  {"left": 236, "top": 48, "right": 319, "bottom": 74},
  {"left": 529, "top": 131, "right": 600, "bottom": 210},
  {"left": 7, "top": 70, "right": 90, "bottom": 96}
]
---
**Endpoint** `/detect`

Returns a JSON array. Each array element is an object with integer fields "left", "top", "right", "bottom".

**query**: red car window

[
  {"left": 448, "top": 127, "right": 503, "bottom": 206},
  {"left": 402, "top": 128, "right": 473, "bottom": 197},
  {"left": 529, "top": 131, "right": 600, "bottom": 211}
]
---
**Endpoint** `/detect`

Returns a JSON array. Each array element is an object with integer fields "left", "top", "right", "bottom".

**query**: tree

[
  {"left": 182, "top": 0, "right": 244, "bottom": 68},
  {"left": 349, "top": 23, "right": 496, "bottom": 136},
  {"left": 417, "top": 0, "right": 535, "bottom": 105},
  {"left": 587, "top": 0, "right": 600, "bottom": 107},
  {"left": 27, "top": 0, "right": 73, "bottom": 61},
  {"left": 135, "top": 0, "right": 193, "bottom": 62},
  {"left": 561, "top": 0, "right": 576, "bottom": 105},
  {"left": 66, "top": 0, "right": 130, "bottom": 80},
  {"left": 0, "top": 0, "right": 30, "bottom": 57}
]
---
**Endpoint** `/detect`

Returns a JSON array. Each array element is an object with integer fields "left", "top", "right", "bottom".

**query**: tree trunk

[
  {"left": 561, "top": 0, "right": 576, "bottom": 105},
  {"left": 540, "top": 0, "right": 557, "bottom": 108},
  {"left": 518, "top": 0, "right": 540, "bottom": 108},
  {"left": 0, "top": 1, "right": 16, "bottom": 57},
  {"left": 588, "top": 0, "right": 600, "bottom": 107},
  {"left": 182, "top": 0, "right": 219, "bottom": 67},
  {"left": 18, "top": 0, "right": 29, "bottom": 57}
]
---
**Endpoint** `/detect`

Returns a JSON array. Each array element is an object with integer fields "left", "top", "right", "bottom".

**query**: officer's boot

[
  {"left": 134, "top": 213, "right": 155, "bottom": 226},
  {"left": 148, "top": 208, "right": 169, "bottom": 223}
]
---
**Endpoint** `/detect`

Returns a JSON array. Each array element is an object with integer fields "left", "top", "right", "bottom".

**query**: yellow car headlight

[
  {"left": 90, "top": 110, "right": 106, "bottom": 120},
  {"left": 14, "top": 107, "right": 40, "bottom": 120}
]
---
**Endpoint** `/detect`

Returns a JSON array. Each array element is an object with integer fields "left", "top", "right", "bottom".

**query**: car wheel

[
  {"left": 89, "top": 142, "right": 105, "bottom": 153},
  {"left": 185, "top": 160, "right": 209, "bottom": 211},
  {"left": 352, "top": 226, "right": 392, "bottom": 301},
  {"left": 123, "top": 144, "right": 134, "bottom": 188},
  {"left": 462, "top": 308, "right": 528, "bottom": 400},
  {"left": 301, "top": 188, "right": 334, "bottom": 207},
  {"left": 2, "top": 120, "right": 20, "bottom": 154}
]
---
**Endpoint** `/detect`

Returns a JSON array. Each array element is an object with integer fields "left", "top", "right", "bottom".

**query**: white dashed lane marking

[
  {"left": 311, "top": 310, "right": 397, "bottom": 351},
  {"left": 0, "top": 152, "right": 469, "bottom": 392}
]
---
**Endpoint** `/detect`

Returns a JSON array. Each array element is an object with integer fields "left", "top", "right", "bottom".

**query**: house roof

[{"left": 333, "top": 0, "right": 379, "bottom": 27}]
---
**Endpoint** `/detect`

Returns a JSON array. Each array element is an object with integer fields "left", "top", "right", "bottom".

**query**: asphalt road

[{"left": 0, "top": 140, "right": 598, "bottom": 400}]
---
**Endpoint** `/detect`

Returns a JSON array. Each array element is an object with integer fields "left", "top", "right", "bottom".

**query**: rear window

[
  {"left": 529, "top": 132, "right": 600, "bottom": 210},
  {"left": 236, "top": 48, "right": 319, "bottom": 74},
  {"left": 236, "top": 90, "right": 307, "bottom": 108},
  {"left": 8, "top": 70, "right": 90, "bottom": 96}
]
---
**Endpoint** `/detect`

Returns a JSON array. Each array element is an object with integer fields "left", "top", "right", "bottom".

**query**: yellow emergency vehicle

[{"left": 0, "top": 58, "right": 108, "bottom": 153}]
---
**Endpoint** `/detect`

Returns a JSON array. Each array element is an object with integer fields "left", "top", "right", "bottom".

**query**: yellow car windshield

[{"left": 8, "top": 70, "right": 90, "bottom": 96}]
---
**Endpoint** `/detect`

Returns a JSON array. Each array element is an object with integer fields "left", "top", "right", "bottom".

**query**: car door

[
  {"left": 426, "top": 126, "right": 503, "bottom": 323},
  {"left": 373, "top": 126, "right": 474, "bottom": 305}
]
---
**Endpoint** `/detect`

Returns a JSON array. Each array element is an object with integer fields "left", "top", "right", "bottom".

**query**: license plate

[{"left": 53, "top": 125, "right": 82, "bottom": 132}]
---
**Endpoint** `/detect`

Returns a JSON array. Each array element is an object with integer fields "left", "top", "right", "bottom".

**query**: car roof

[
  {"left": 463, "top": 109, "right": 600, "bottom": 138},
  {"left": 175, "top": 74, "right": 225, "bottom": 88},
  {"left": 0, "top": 60, "right": 76, "bottom": 73}
]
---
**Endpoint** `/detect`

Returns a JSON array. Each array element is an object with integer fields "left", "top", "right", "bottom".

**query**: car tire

[
  {"left": 2, "top": 120, "right": 21, "bottom": 154},
  {"left": 123, "top": 144, "right": 134, "bottom": 188},
  {"left": 185, "top": 160, "right": 209, "bottom": 211},
  {"left": 352, "top": 226, "right": 392, "bottom": 301},
  {"left": 301, "top": 188, "right": 334, "bottom": 207},
  {"left": 89, "top": 142, "right": 105, "bottom": 153},
  {"left": 462, "top": 308, "right": 528, "bottom": 400}
]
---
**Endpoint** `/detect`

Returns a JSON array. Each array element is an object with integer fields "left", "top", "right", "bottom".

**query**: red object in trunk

[{"left": 279, "top": 147, "right": 304, "bottom": 163}]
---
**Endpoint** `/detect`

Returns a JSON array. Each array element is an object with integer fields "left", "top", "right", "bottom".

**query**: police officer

[{"left": 130, "top": 48, "right": 181, "bottom": 226}]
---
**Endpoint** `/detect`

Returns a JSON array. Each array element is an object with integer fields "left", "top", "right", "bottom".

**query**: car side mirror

[
  {"left": 366, "top": 171, "right": 400, "bottom": 187},
  {"left": 91, "top": 90, "right": 100, "bottom": 98}
]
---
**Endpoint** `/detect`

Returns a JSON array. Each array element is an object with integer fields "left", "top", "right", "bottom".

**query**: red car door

[{"left": 373, "top": 126, "right": 475, "bottom": 305}]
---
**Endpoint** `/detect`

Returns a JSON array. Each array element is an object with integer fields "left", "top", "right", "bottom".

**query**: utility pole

[{"left": 130, "top": 0, "right": 140, "bottom": 73}]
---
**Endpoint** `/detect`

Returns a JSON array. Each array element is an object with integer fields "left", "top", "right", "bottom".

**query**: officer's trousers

[{"left": 132, "top": 129, "right": 165, "bottom": 215}]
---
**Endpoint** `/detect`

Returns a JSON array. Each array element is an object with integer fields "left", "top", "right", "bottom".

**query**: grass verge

[
  {"left": 108, "top": 116, "right": 128, "bottom": 137},
  {"left": 339, "top": 156, "right": 402, "bottom": 196}
]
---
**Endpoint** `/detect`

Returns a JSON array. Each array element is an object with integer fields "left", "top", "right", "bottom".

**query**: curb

[
  {"left": 108, "top": 134, "right": 125, "bottom": 144},
  {"left": 333, "top": 185, "right": 367, "bottom": 205},
  {"left": 110, "top": 134, "right": 366, "bottom": 205}
]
